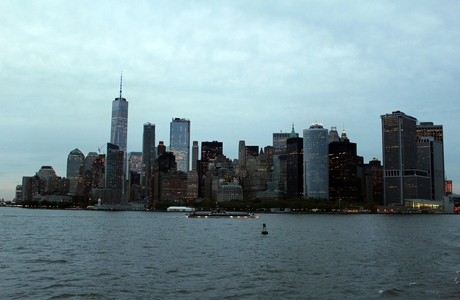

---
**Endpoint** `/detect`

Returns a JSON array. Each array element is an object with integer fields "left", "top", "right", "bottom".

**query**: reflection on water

[{"left": 0, "top": 208, "right": 459, "bottom": 299}]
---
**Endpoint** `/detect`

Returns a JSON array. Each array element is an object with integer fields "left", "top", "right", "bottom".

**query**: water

[{"left": 1, "top": 208, "right": 459, "bottom": 299}]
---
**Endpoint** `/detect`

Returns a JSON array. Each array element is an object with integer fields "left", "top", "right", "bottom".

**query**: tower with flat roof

[
  {"left": 169, "top": 118, "right": 190, "bottom": 172},
  {"left": 381, "top": 111, "right": 430, "bottom": 205},
  {"left": 142, "top": 123, "right": 156, "bottom": 200},
  {"left": 303, "top": 123, "right": 329, "bottom": 199}
]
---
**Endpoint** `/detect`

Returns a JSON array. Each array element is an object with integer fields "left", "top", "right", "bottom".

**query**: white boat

[
  {"left": 166, "top": 206, "right": 195, "bottom": 212},
  {"left": 186, "top": 210, "right": 258, "bottom": 218}
]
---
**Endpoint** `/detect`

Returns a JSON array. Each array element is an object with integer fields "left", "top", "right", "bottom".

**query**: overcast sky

[{"left": 1, "top": 1, "right": 459, "bottom": 200}]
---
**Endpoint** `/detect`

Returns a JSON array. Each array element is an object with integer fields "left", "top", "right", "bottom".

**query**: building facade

[
  {"left": 110, "top": 74, "right": 128, "bottom": 154},
  {"left": 416, "top": 121, "right": 445, "bottom": 198},
  {"left": 328, "top": 136, "right": 359, "bottom": 204},
  {"left": 170, "top": 118, "right": 190, "bottom": 172},
  {"left": 418, "top": 137, "right": 444, "bottom": 201},
  {"left": 141, "top": 122, "right": 156, "bottom": 200},
  {"left": 286, "top": 136, "right": 303, "bottom": 199},
  {"left": 66, "top": 148, "right": 85, "bottom": 195},
  {"left": 104, "top": 143, "right": 124, "bottom": 203},
  {"left": 381, "top": 111, "right": 430, "bottom": 205},
  {"left": 303, "top": 123, "right": 329, "bottom": 199}
]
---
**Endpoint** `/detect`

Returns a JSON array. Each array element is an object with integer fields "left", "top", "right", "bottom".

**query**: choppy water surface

[{"left": 1, "top": 208, "right": 459, "bottom": 299}]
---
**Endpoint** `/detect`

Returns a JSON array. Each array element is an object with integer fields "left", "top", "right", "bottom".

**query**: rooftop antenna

[{"left": 119, "top": 71, "right": 123, "bottom": 100}]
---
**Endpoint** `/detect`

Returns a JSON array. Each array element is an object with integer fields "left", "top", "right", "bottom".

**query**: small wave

[
  {"left": 27, "top": 258, "right": 68, "bottom": 264},
  {"left": 50, "top": 292, "right": 106, "bottom": 299},
  {"left": 49, "top": 293, "right": 77, "bottom": 299},
  {"left": 166, "top": 268, "right": 179, "bottom": 273},
  {"left": 378, "top": 287, "right": 401, "bottom": 296}
]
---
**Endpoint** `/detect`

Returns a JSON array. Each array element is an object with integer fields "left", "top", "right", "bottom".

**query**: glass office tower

[
  {"left": 110, "top": 74, "right": 128, "bottom": 153},
  {"left": 105, "top": 143, "right": 124, "bottom": 203},
  {"left": 170, "top": 118, "right": 190, "bottom": 172},
  {"left": 67, "top": 148, "right": 85, "bottom": 195},
  {"left": 303, "top": 123, "right": 329, "bottom": 199}
]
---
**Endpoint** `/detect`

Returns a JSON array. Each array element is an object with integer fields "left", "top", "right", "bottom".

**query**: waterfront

[{"left": 0, "top": 208, "right": 459, "bottom": 299}]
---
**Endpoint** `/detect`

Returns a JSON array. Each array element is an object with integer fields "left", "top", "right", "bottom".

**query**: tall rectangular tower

[
  {"left": 286, "top": 136, "right": 303, "bottom": 199},
  {"left": 381, "top": 111, "right": 430, "bottom": 205},
  {"left": 303, "top": 123, "right": 329, "bottom": 199},
  {"left": 416, "top": 122, "right": 445, "bottom": 199},
  {"left": 170, "top": 118, "right": 191, "bottom": 172},
  {"left": 192, "top": 141, "right": 199, "bottom": 171},
  {"left": 141, "top": 123, "right": 156, "bottom": 200},
  {"left": 105, "top": 143, "right": 124, "bottom": 203}
]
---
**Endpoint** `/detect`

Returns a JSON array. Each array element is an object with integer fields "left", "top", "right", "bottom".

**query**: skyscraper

[
  {"left": 67, "top": 148, "right": 85, "bottom": 195},
  {"left": 141, "top": 123, "right": 156, "bottom": 200},
  {"left": 201, "top": 141, "right": 223, "bottom": 162},
  {"left": 328, "top": 132, "right": 359, "bottom": 203},
  {"left": 198, "top": 141, "right": 223, "bottom": 198},
  {"left": 416, "top": 121, "right": 445, "bottom": 199},
  {"left": 381, "top": 111, "right": 430, "bottom": 205},
  {"left": 128, "top": 152, "right": 142, "bottom": 202},
  {"left": 273, "top": 131, "right": 294, "bottom": 156},
  {"left": 238, "top": 140, "right": 246, "bottom": 169},
  {"left": 170, "top": 118, "right": 190, "bottom": 172},
  {"left": 273, "top": 126, "right": 298, "bottom": 194},
  {"left": 105, "top": 143, "right": 124, "bottom": 203},
  {"left": 303, "top": 123, "right": 329, "bottom": 199},
  {"left": 418, "top": 137, "right": 444, "bottom": 201},
  {"left": 110, "top": 73, "right": 128, "bottom": 153},
  {"left": 192, "top": 141, "right": 199, "bottom": 171},
  {"left": 286, "top": 129, "right": 303, "bottom": 199}
]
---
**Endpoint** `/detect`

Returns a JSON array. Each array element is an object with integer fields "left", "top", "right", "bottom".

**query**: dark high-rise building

[
  {"left": 158, "top": 141, "right": 166, "bottom": 156},
  {"left": 67, "top": 148, "right": 85, "bottom": 195},
  {"left": 286, "top": 134, "right": 303, "bottom": 199},
  {"left": 418, "top": 137, "right": 444, "bottom": 201},
  {"left": 273, "top": 128, "right": 297, "bottom": 156},
  {"left": 82, "top": 152, "right": 99, "bottom": 198},
  {"left": 416, "top": 122, "right": 445, "bottom": 198},
  {"left": 201, "top": 141, "right": 223, "bottom": 162},
  {"left": 170, "top": 118, "right": 190, "bottom": 172},
  {"left": 363, "top": 158, "right": 384, "bottom": 204},
  {"left": 141, "top": 123, "right": 156, "bottom": 200},
  {"left": 198, "top": 141, "right": 223, "bottom": 198},
  {"left": 328, "top": 134, "right": 359, "bottom": 204},
  {"left": 416, "top": 122, "right": 444, "bottom": 143},
  {"left": 151, "top": 152, "right": 177, "bottom": 206},
  {"left": 192, "top": 141, "right": 199, "bottom": 171},
  {"left": 105, "top": 143, "right": 124, "bottom": 203},
  {"left": 245, "top": 146, "right": 259, "bottom": 159},
  {"left": 238, "top": 140, "right": 246, "bottom": 171},
  {"left": 273, "top": 125, "right": 298, "bottom": 195},
  {"left": 303, "top": 123, "right": 329, "bottom": 199},
  {"left": 128, "top": 152, "right": 142, "bottom": 202},
  {"left": 381, "top": 111, "right": 430, "bottom": 205}
]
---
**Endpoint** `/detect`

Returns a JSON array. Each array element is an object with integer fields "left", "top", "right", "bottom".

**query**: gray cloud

[{"left": 1, "top": 0, "right": 459, "bottom": 199}]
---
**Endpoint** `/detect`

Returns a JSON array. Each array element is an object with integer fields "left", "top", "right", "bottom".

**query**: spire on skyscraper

[
  {"left": 290, "top": 123, "right": 297, "bottom": 138},
  {"left": 341, "top": 129, "right": 348, "bottom": 140},
  {"left": 119, "top": 71, "right": 123, "bottom": 100}
]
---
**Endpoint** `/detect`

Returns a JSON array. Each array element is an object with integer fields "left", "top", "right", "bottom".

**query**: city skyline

[{"left": 1, "top": 1, "right": 459, "bottom": 200}]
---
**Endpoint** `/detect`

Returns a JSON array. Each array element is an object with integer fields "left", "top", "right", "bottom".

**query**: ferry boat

[
  {"left": 186, "top": 210, "right": 258, "bottom": 218},
  {"left": 166, "top": 206, "right": 196, "bottom": 212}
]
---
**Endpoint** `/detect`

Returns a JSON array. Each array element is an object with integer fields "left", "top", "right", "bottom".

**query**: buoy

[{"left": 261, "top": 223, "right": 268, "bottom": 235}]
